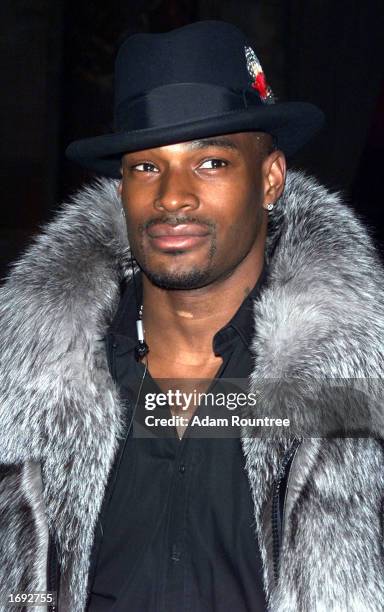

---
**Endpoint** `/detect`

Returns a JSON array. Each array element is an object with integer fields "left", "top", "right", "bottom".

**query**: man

[{"left": 1, "top": 19, "right": 384, "bottom": 612}]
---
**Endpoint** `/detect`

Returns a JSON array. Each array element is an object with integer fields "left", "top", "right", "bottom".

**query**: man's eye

[
  {"left": 132, "top": 162, "right": 159, "bottom": 173},
  {"left": 199, "top": 159, "right": 228, "bottom": 169}
]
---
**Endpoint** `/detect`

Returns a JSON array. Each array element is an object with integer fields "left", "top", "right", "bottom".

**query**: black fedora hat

[{"left": 66, "top": 20, "right": 324, "bottom": 178}]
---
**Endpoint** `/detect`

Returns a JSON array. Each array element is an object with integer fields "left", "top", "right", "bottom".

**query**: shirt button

[
  {"left": 178, "top": 464, "right": 186, "bottom": 474},
  {"left": 171, "top": 544, "right": 181, "bottom": 562}
]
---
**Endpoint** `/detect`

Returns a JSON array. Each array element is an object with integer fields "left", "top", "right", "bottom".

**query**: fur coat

[{"left": 1, "top": 170, "right": 384, "bottom": 611}]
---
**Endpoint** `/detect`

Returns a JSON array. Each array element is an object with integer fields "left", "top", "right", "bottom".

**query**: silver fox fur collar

[{"left": 1, "top": 171, "right": 384, "bottom": 611}]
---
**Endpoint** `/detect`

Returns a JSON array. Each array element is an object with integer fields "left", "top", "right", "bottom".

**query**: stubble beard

[
  {"left": 130, "top": 215, "right": 220, "bottom": 290},
  {"left": 136, "top": 238, "right": 218, "bottom": 290}
]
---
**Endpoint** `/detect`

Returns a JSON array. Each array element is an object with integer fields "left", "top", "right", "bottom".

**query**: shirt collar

[{"left": 212, "top": 263, "right": 268, "bottom": 355}]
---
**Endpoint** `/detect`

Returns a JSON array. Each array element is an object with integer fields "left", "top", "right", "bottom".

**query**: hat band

[{"left": 114, "top": 82, "right": 262, "bottom": 131}]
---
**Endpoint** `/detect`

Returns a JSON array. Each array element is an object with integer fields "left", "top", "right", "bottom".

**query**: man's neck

[{"left": 141, "top": 253, "right": 265, "bottom": 371}]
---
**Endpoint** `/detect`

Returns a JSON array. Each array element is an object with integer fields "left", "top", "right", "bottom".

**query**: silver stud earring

[{"left": 266, "top": 203, "right": 274, "bottom": 211}]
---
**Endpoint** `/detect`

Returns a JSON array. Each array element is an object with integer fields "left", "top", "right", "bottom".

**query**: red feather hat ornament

[{"left": 244, "top": 46, "right": 275, "bottom": 104}]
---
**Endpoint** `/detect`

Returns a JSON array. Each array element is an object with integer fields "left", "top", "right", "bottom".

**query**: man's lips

[
  {"left": 147, "top": 223, "right": 210, "bottom": 237},
  {"left": 146, "top": 223, "right": 210, "bottom": 251}
]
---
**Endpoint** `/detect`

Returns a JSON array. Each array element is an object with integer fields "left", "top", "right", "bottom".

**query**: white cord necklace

[{"left": 135, "top": 304, "right": 149, "bottom": 359}]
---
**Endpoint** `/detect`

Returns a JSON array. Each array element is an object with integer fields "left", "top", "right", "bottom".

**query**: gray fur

[{"left": 0, "top": 171, "right": 384, "bottom": 611}]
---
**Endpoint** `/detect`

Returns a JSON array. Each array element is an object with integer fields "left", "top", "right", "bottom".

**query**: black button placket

[{"left": 160, "top": 439, "right": 192, "bottom": 612}]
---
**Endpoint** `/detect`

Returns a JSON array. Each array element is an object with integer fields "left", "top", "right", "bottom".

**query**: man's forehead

[{"left": 184, "top": 136, "right": 240, "bottom": 150}]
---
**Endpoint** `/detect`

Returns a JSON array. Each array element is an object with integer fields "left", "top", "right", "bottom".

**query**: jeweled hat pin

[{"left": 66, "top": 20, "right": 324, "bottom": 177}]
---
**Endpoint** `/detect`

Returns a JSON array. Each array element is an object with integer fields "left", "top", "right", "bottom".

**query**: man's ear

[{"left": 262, "top": 150, "right": 286, "bottom": 209}]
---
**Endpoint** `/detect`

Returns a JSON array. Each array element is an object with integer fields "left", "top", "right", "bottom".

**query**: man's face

[{"left": 119, "top": 132, "right": 285, "bottom": 290}]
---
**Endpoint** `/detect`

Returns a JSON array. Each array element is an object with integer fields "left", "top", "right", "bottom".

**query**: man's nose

[{"left": 154, "top": 169, "right": 199, "bottom": 213}]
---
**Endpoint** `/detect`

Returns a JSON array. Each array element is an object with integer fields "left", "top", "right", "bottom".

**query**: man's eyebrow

[{"left": 185, "top": 137, "right": 239, "bottom": 151}]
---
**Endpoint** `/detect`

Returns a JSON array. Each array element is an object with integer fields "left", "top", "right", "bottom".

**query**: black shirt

[{"left": 87, "top": 271, "right": 268, "bottom": 612}]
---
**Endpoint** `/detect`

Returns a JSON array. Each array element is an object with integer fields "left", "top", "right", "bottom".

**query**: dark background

[{"left": 1, "top": 0, "right": 384, "bottom": 279}]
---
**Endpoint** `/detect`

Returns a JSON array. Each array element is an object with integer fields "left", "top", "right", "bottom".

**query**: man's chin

[{"left": 142, "top": 266, "right": 212, "bottom": 290}]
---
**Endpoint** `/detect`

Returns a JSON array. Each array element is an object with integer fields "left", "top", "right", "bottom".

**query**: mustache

[{"left": 138, "top": 215, "right": 216, "bottom": 234}]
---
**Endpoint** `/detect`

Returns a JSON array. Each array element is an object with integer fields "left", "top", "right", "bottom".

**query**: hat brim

[{"left": 66, "top": 102, "right": 324, "bottom": 178}]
